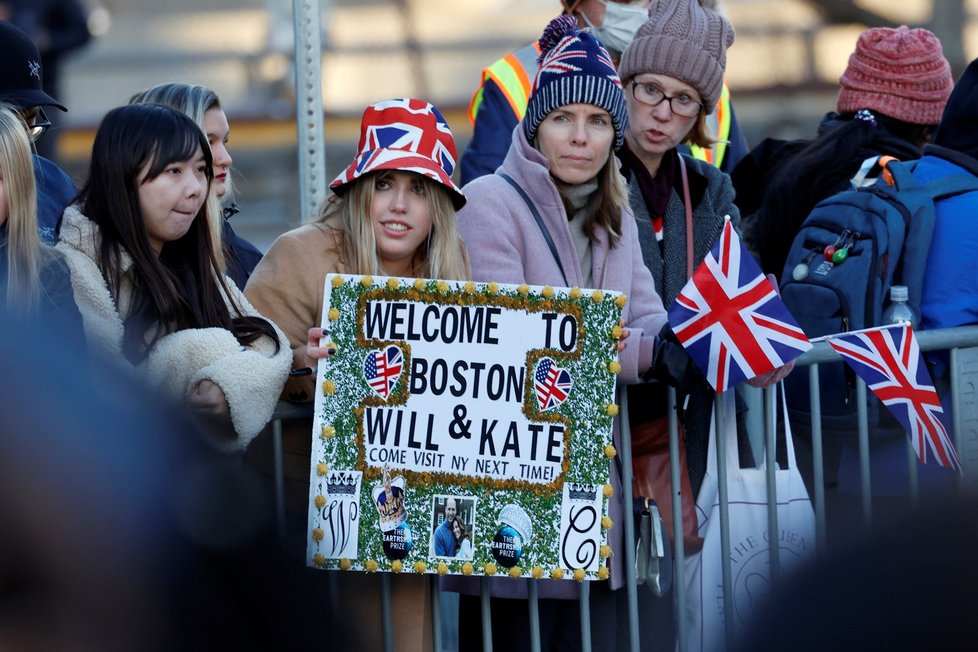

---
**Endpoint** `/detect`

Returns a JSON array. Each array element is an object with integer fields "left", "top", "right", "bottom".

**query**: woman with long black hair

[{"left": 56, "top": 103, "right": 291, "bottom": 450}]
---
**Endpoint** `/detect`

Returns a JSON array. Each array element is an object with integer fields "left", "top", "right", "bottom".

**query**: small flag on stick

[
  {"left": 828, "top": 324, "right": 961, "bottom": 474},
  {"left": 667, "top": 217, "right": 812, "bottom": 392}
]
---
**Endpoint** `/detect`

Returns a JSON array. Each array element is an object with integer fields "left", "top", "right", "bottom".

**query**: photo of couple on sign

[{"left": 431, "top": 495, "right": 475, "bottom": 560}]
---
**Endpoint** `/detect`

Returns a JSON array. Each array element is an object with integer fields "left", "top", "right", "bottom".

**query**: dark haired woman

[
  {"left": 56, "top": 103, "right": 291, "bottom": 451},
  {"left": 452, "top": 517, "right": 473, "bottom": 559}
]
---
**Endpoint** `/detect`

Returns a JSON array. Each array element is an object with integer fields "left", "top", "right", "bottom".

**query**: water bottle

[{"left": 881, "top": 285, "right": 918, "bottom": 329}]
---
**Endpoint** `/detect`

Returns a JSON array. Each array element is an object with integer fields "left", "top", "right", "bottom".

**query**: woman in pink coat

[{"left": 452, "top": 15, "right": 703, "bottom": 652}]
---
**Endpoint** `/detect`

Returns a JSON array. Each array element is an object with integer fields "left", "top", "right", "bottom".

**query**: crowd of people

[{"left": 2, "top": 0, "right": 976, "bottom": 650}]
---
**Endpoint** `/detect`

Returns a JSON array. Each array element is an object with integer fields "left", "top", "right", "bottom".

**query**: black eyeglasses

[
  {"left": 629, "top": 81, "right": 703, "bottom": 118},
  {"left": 22, "top": 108, "right": 52, "bottom": 142}
]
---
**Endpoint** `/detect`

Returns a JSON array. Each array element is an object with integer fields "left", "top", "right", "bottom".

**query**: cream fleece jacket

[{"left": 56, "top": 205, "right": 291, "bottom": 451}]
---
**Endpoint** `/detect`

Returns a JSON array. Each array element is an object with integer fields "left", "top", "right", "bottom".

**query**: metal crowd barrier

[
  {"left": 263, "top": 325, "right": 978, "bottom": 651},
  {"left": 285, "top": 2, "right": 978, "bottom": 644},
  {"left": 791, "top": 325, "right": 978, "bottom": 531}
]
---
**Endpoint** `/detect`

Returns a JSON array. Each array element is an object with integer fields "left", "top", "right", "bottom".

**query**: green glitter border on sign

[{"left": 308, "top": 276, "right": 625, "bottom": 579}]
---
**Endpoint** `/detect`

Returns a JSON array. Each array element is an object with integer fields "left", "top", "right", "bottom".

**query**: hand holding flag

[{"left": 667, "top": 217, "right": 812, "bottom": 393}]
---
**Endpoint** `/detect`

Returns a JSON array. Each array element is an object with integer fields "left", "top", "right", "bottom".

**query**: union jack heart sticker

[
  {"left": 534, "top": 357, "right": 572, "bottom": 412},
  {"left": 364, "top": 345, "right": 403, "bottom": 400}
]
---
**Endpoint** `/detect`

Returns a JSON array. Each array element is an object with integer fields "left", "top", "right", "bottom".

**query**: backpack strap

[
  {"left": 879, "top": 160, "right": 978, "bottom": 204},
  {"left": 874, "top": 158, "right": 978, "bottom": 199},
  {"left": 850, "top": 155, "right": 899, "bottom": 189},
  {"left": 916, "top": 173, "right": 978, "bottom": 201},
  {"left": 499, "top": 173, "right": 569, "bottom": 287}
]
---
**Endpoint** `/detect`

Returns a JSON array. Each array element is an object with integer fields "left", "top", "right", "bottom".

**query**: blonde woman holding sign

[{"left": 244, "top": 97, "right": 469, "bottom": 652}]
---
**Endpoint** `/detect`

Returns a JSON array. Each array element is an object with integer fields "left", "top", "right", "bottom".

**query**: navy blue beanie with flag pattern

[{"left": 522, "top": 15, "right": 627, "bottom": 149}]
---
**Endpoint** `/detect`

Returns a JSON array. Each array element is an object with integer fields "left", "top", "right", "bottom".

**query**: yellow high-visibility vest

[
  {"left": 467, "top": 42, "right": 541, "bottom": 124},
  {"left": 689, "top": 82, "right": 733, "bottom": 169}
]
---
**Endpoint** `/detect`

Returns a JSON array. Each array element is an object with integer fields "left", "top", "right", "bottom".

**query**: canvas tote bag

[{"left": 683, "top": 385, "right": 816, "bottom": 652}]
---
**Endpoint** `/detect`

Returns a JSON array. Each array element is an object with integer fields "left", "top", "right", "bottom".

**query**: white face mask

[{"left": 581, "top": 0, "right": 649, "bottom": 56}]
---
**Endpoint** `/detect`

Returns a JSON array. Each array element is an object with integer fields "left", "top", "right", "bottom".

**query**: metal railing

[{"left": 262, "top": 324, "right": 978, "bottom": 651}]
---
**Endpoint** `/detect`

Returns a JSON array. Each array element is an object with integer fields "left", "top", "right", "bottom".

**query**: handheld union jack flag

[
  {"left": 828, "top": 324, "right": 962, "bottom": 474},
  {"left": 667, "top": 217, "right": 812, "bottom": 392},
  {"left": 534, "top": 357, "right": 572, "bottom": 412},
  {"left": 364, "top": 345, "right": 403, "bottom": 400}
]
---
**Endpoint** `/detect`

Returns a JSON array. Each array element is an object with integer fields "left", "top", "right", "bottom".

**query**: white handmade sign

[{"left": 307, "top": 274, "right": 624, "bottom": 579}]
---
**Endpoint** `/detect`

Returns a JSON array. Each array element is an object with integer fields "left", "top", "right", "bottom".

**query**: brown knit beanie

[
  {"left": 618, "top": 0, "right": 734, "bottom": 114},
  {"left": 836, "top": 26, "right": 952, "bottom": 126}
]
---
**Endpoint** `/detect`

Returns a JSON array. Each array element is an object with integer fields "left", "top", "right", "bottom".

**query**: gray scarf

[{"left": 557, "top": 178, "right": 598, "bottom": 289}]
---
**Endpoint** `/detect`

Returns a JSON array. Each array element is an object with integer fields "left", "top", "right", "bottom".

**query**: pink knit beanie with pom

[{"left": 836, "top": 26, "right": 953, "bottom": 126}]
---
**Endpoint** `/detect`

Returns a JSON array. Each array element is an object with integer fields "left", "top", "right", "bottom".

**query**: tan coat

[{"left": 244, "top": 222, "right": 432, "bottom": 652}]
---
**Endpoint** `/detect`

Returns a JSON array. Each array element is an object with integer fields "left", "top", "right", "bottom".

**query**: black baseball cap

[{"left": 0, "top": 21, "right": 68, "bottom": 112}]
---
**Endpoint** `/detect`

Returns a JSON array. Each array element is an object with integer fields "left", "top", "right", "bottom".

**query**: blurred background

[{"left": 50, "top": 0, "right": 978, "bottom": 251}]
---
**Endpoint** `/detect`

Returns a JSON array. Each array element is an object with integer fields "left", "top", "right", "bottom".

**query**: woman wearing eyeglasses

[{"left": 616, "top": 0, "right": 789, "bottom": 604}]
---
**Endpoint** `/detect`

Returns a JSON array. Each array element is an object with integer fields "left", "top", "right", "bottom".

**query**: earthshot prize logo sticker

[{"left": 491, "top": 504, "right": 533, "bottom": 568}]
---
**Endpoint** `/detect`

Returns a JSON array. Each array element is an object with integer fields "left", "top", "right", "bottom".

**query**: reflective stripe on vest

[
  {"left": 689, "top": 81, "right": 732, "bottom": 169},
  {"left": 467, "top": 42, "right": 542, "bottom": 124}
]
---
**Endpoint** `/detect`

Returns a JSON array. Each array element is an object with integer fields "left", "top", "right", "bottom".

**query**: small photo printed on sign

[{"left": 430, "top": 495, "right": 477, "bottom": 560}]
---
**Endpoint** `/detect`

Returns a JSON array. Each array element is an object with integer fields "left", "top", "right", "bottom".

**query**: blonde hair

[
  {"left": 684, "top": 110, "right": 717, "bottom": 150},
  {"left": 129, "top": 83, "right": 228, "bottom": 274},
  {"left": 316, "top": 171, "right": 470, "bottom": 281},
  {"left": 0, "top": 103, "right": 42, "bottom": 313}
]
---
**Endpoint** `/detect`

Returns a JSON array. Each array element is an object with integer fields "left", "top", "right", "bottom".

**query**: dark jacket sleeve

[
  {"left": 38, "top": 248, "right": 87, "bottom": 352},
  {"left": 222, "top": 219, "right": 264, "bottom": 291},
  {"left": 459, "top": 79, "right": 520, "bottom": 186}
]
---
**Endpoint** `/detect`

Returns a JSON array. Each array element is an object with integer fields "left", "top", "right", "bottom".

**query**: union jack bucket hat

[{"left": 330, "top": 98, "right": 466, "bottom": 209}]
